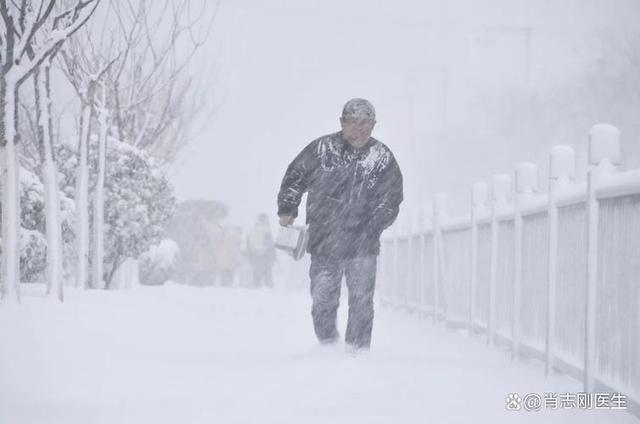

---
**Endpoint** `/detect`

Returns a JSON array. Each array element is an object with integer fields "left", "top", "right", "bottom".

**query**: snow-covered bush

[
  {"left": 18, "top": 169, "right": 47, "bottom": 282},
  {"left": 139, "top": 238, "right": 180, "bottom": 285},
  {"left": 101, "top": 140, "right": 175, "bottom": 286},
  {"left": 19, "top": 229, "right": 47, "bottom": 283},
  {"left": 56, "top": 137, "right": 176, "bottom": 287},
  {"left": 20, "top": 169, "right": 45, "bottom": 232},
  {"left": 9, "top": 157, "right": 78, "bottom": 284}
]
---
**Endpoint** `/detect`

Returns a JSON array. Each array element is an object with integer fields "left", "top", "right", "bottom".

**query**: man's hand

[{"left": 279, "top": 215, "right": 295, "bottom": 226}]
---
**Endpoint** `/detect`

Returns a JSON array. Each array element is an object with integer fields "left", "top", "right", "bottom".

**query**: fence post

[
  {"left": 433, "top": 193, "right": 448, "bottom": 322},
  {"left": 513, "top": 162, "right": 538, "bottom": 360},
  {"left": 470, "top": 182, "right": 489, "bottom": 336},
  {"left": 489, "top": 174, "right": 511, "bottom": 346},
  {"left": 585, "top": 124, "right": 621, "bottom": 392},
  {"left": 546, "top": 145, "right": 576, "bottom": 377}
]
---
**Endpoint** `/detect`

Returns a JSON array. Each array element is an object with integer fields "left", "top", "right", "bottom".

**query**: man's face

[{"left": 340, "top": 116, "right": 376, "bottom": 148}]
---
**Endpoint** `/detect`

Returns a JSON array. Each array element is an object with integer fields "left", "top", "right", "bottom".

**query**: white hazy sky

[{"left": 170, "top": 0, "right": 640, "bottom": 229}]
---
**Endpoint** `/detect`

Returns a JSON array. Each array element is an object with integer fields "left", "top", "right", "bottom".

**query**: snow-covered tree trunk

[
  {"left": 75, "top": 96, "right": 92, "bottom": 289},
  {"left": 35, "top": 61, "right": 64, "bottom": 302},
  {"left": 0, "top": 73, "right": 21, "bottom": 303},
  {"left": 0, "top": 0, "right": 101, "bottom": 299},
  {"left": 92, "top": 85, "right": 108, "bottom": 290}
]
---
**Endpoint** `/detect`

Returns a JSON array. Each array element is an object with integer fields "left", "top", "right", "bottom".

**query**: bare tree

[
  {"left": 0, "top": 0, "right": 100, "bottom": 303},
  {"left": 56, "top": 0, "right": 215, "bottom": 290},
  {"left": 111, "top": 0, "right": 218, "bottom": 164}
]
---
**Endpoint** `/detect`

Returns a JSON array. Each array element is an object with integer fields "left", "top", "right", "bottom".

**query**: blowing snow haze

[
  {"left": 1, "top": 0, "right": 640, "bottom": 423},
  {"left": 172, "top": 0, "right": 640, "bottom": 226}
]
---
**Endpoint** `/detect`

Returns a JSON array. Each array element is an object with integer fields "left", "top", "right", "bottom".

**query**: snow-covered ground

[{"left": 0, "top": 283, "right": 637, "bottom": 424}]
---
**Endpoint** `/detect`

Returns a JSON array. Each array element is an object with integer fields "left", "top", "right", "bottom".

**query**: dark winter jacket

[{"left": 277, "top": 132, "right": 403, "bottom": 258}]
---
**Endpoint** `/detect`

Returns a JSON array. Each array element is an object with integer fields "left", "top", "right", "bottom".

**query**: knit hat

[{"left": 342, "top": 98, "right": 376, "bottom": 120}]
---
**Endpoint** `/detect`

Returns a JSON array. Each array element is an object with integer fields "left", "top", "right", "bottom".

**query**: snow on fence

[{"left": 378, "top": 124, "right": 640, "bottom": 418}]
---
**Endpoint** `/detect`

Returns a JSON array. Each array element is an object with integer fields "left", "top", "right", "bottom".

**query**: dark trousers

[
  {"left": 250, "top": 261, "right": 273, "bottom": 288},
  {"left": 309, "top": 255, "right": 377, "bottom": 349}
]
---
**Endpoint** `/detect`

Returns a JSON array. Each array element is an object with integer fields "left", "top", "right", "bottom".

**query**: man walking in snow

[{"left": 277, "top": 98, "right": 403, "bottom": 351}]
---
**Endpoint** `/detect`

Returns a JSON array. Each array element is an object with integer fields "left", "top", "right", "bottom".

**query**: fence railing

[{"left": 378, "top": 124, "right": 639, "bottom": 417}]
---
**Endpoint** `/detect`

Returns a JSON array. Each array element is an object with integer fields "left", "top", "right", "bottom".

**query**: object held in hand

[{"left": 275, "top": 225, "right": 308, "bottom": 260}]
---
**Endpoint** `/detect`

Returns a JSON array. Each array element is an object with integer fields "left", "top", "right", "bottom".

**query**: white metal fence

[{"left": 378, "top": 124, "right": 639, "bottom": 417}]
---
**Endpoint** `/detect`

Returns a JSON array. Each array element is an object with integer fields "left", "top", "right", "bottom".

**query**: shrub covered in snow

[
  {"left": 101, "top": 140, "right": 175, "bottom": 286},
  {"left": 9, "top": 135, "right": 175, "bottom": 287},
  {"left": 56, "top": 137, "right": 176, "bottom": 287},
  {"left": 19, "top": 229, "right": 47, "bottom": 283},
  {"left": 12, "top": 168, "right": 74, "bottom": 283},
  {"left": 139, "top": 238, "right": 180, "bottom": 285},
  {"left": 17, "top": 170, "right": 46, "bottom": 282}
]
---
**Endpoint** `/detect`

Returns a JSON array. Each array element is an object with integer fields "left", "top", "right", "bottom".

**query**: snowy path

[{"left": 0, "top": 283, "right": 637, "bottom": 424}]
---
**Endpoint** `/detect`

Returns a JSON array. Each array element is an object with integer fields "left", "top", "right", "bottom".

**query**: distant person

[
  {"left": 246, "top": 213, "right": 277, "bottom": 288},
  {"left": 276, "top": 98, "right": 403, "bottom": 352}
]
